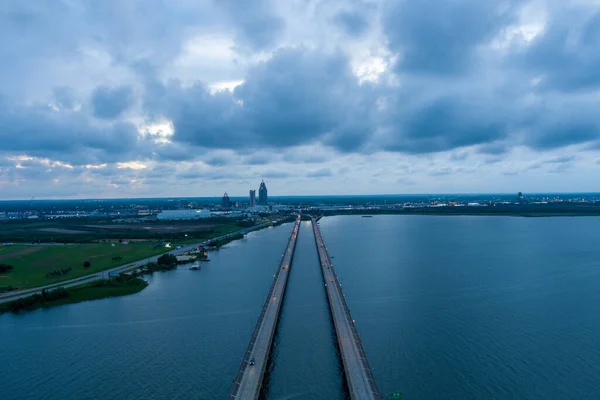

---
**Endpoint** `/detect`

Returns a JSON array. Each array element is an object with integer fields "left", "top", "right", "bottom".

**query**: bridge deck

[
  {"left": 228, "top": 215, "right": 301, "bottom": 399},
  {"left": 312, "top": 218, "right": 380, "bottom": 399}
]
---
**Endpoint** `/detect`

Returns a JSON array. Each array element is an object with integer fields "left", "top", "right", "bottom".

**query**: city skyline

[{"left": 2, "top": 1, "right": 600, "bottom": 200}]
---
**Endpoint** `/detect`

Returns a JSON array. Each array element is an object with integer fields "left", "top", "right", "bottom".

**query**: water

[
  {"left": 0, "top": 223, "right": 294, "bottom": 400},
  {"left": 265, "top": 220, "right": 345, "bottom": 399},
  {"left": 319, "top": 215, "right": 600, "bottom": 399},
  {"left": 3, "top": 215, "right": 600, "bottom": 400}
]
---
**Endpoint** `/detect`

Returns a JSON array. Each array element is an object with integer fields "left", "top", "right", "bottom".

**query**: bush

[
  {"left": 46, "top": 268, "right": 72, "bottom": 278},
  {"left": 157, "top": 253, "right": 177, "bottom": 266},
  {"left": 83, "top": 260, "right": 91, "bottom": 268},
  {"left": 0, "top": 264, "right": 14, "bottom": 273}
]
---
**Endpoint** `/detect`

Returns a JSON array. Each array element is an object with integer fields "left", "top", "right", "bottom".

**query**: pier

[
  {"left": 228, "top": 215, "right": 301, "bottom": 399},
  {"left": 312, "top": 218, "right": 380, "bottom": 399}
]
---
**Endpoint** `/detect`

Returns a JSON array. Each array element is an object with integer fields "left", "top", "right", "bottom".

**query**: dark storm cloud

[
  {"left": 525, "top": 121, "right": 599, "bottom": 150},
  {"left": 516, "top": 5, "right": 600, "bottom": 92},
  {"left": 3, "top": 0, "right": 600, "bottom": 190},
  {"left": 146, "top": 48, "right": 371, "bottom": 151},
  {"left": 91, "top": 85, "right": 134, "bottom": 119},
  {"left": 216, "top": 0, "right": 284, "bottom": 50},
  {"left": 387, "top": 98, "right": 508, "bottom": 154},
  {"left": 234, "top": 48, "right": 370, "bottom": 148},
  {"left": 383, "top": 0, "right": 518, "bottom": 75},
  {"left": 0, "top": 102, "right": 139, "bottom": 165}
]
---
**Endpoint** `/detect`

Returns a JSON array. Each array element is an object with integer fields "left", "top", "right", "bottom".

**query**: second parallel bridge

[
  {"left": 312, "top": 218, "right": 381, "bottom": 399},
  {"left": 228, "top": 215, "right": 301, "bottom": 399}
]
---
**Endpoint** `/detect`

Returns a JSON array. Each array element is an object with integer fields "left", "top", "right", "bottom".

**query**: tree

[
  {"left": 83, "top": 260, "right": 91, "bottom": 268},
  {"left": 0, "top": 264, "right": 14, "bottom": 273},
  {"left": 157, "top": 253, "right": 177, "bottom": 266}
]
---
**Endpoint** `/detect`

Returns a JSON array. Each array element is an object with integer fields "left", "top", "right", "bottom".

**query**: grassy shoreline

[
  {"left": 0, "top": 216, "right": 296, "bottom": 314},
  {"left": 0, "top": 276, "right": 148, "bottom": 314}
]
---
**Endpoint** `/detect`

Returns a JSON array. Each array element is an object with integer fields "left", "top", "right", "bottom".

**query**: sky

[{"left": 2, "top": 0, "right": 600, "bottom": 199}]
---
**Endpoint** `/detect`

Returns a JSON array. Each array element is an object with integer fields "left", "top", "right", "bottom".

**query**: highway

[
  {"left": 229, "top": 215, "right": 301, "bottom": 400},
  {"left": 312, "top": 218, "right": 381, "bottom": 399},
  {"left": 0, "top": 219, "right": 283, "bottom": 305}
]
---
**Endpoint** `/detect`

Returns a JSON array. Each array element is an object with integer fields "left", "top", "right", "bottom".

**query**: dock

[
  {"left": 228, "top": 215, "right": 301, "bottom": 399},
  {"left": 312, "top": 218, "right": 380, "bottom": 399}
]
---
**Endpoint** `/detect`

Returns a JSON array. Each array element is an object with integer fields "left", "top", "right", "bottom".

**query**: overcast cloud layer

[{"left": 1, "top": 0, "right": 600, "bottom": 199}]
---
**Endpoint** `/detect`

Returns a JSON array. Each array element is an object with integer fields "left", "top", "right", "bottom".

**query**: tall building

[
  {"left": 222, "top": 192, "right": 231, "bottom": 208},
  {"left": 258, "top": 180, "right": 268, "bottom": 205},
  {"left": 178, "top": 199, "right": 188, "bottom": 210},
  {"left": 249, "top": 190, "right": 256, "bottom": 206}
]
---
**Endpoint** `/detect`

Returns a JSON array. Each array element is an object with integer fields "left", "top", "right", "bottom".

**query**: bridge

[
  {"left": 312, "top": 218, "right": 381, "bottom": 399},
  {"left": 228, "top": 215, "right": 301, "bottom": 399}
]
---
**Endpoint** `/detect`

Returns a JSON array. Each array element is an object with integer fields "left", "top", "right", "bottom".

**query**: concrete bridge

[
  {"left": 228, "top": 215, "right": 301, "bottom": 399},
  {"left": 312, "top": 218, "right": 381, "bottom": 399}
]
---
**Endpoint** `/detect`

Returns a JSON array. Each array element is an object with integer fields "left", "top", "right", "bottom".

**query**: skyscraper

[
  {"left": 222, "top": 192, "right": 231, "bottom": 208},
  {"left": 258, "top": 180, "right": 268, "bottom": 205},
  {"left": 249, "top": 190, "right": 256, "bottom": 206}
]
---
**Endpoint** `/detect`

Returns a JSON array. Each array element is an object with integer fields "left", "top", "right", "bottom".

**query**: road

[
  {"left": 0, "top": 219, "right": 283, "bottom": 305},
  {"left": 312, "top": 218, "right": 380, "bottom": 399},
  {"left": 229, "top": 215, "right": 301, "bottom": 400}
]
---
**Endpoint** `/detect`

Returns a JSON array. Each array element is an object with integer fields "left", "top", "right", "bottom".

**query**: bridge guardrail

[
  {"left": 312, "top": 218, "right": 381, "bottom": 399},
  {"left": 228, "top": 217, "right": 300, "bottom": 399}
]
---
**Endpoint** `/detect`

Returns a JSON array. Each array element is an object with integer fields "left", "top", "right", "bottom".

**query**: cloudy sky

[{"left": 1, "top": 0, "right": 600, "bottom": 199}]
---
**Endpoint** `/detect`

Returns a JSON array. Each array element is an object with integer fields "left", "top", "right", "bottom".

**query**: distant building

[
  {"left": 178, "top": 199, "right": 188, "bottom": 210},
  {"left": 249, "top": 190, "right": 256, "bottom": 206},
  {"left": 258, "top": 180, "right": 268, "bottom": 205},
  {"left": 157, "top": 209, "right": 211, "bottom": 220},
  {"left": 222, "top": 192, "right": 231, "bottom": 208}
]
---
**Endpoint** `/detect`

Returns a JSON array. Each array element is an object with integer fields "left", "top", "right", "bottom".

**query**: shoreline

[
  {"left": 0, "top": 277, "right": 148, "bottom": 314},
  {"left": 0, "top": 217, "right": 295, "bottom": 314}
]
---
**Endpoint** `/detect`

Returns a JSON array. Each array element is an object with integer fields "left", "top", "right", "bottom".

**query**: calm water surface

[
  {"left": 3, "top": 215, "right": 600, "bottom": 400},
  {"left": 319, "top": 215, "right": 600, "bottom": 399},
  {"left": 265, "top": 220, "right": 345, "bottom": 399},
  {"left": 0, "top": 223, "right": 294, "bottom": 400}
]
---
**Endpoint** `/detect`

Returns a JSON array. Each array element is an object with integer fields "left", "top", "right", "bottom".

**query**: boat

[
  {"left": 198, "top": 258, "right": 211, "bottom": 262},
  {"left": 362, "top": 215, "right": 373, "bottom": 218},
  {"left": 189, "top": 266, "right": 201, "bottom": 271}
]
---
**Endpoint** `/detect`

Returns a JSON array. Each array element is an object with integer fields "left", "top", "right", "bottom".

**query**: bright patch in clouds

[
  {"left": 117, "top": 162, "right": 148, "bottom": 170},
  {"left": 209, "top": 80, "right": 244, "bottom": 93},
  {"left": 138, "top": 121, "right": 174, "bottom": 144},
  {"left": 353, "top": 56, "right": 389, "bottom": 84}
]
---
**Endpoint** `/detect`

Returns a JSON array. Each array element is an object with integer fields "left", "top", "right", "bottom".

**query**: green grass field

[{"left": 0, "top": 243, "right": 170, "bottom": 289}]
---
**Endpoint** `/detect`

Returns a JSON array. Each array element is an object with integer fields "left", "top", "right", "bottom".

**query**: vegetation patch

[
  {"left": 0, "top": 263, "right": 14, "bottom": 273},
  {"left": 0, "top": 243, "right": 171, "bottom": 289},
  {"left": 0, "top": 275, "right": 148, "bottom": 314},
  {"left": 45, "top": 268, "right": 72, "bottom": 278}
]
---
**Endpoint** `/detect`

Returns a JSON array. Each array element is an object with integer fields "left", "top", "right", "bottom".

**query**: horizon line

[{"left": 1, "top": 191, "right": 599, "bottom": 202}]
